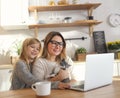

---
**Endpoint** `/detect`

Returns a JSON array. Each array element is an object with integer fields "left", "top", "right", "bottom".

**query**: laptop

[{"left": 70, "top": 53, "right": 114, "bottom": 91}]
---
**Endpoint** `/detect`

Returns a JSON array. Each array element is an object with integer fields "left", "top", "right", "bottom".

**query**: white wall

[{"left": 0, "top": 0, "right": 120, "bottom": 64}]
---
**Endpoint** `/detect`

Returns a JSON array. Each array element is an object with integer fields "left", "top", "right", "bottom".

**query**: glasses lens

[{"left": 50, "top": 40, "right": 64, "bottom": 47}]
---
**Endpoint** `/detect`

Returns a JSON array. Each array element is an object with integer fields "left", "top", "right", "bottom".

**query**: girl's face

[
  {"left": 48, "top": 35, "right": 64, "bottom": 57},
  {"left": 27, "top": 43, "right": 40, "bottom": 60}
]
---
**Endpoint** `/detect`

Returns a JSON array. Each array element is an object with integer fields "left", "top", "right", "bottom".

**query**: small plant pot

[{"left": 77, "top": 53, "right": 86, "bottom": 61}]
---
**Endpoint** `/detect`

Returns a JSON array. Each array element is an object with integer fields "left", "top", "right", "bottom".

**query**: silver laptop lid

[{"left": 84, "top": 53, "right": 114, "bottom": 91}]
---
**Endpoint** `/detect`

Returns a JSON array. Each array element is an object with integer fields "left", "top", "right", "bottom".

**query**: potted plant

[
  {"left": 107, "top": 40, "right": 120, "bottom": 51},
  {"left": 9, "top": 40, "right": 22, "bottom": 65},
  {"left": 75, "top": 47, "right": 87, "bottom": 61},
  {"left": 107, "top": 40, "right": 120, "bottom": 59}
]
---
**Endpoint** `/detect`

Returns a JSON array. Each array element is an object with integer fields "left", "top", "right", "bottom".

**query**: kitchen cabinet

[
  {"left": 28, "top": 3, "right": 102, "bottom": 38},
  {"left": 0, "top": 0, "right": 29, "bottom": 30},
  {"left": 0, "top": 65, "right": 13, "bottom": 91}
]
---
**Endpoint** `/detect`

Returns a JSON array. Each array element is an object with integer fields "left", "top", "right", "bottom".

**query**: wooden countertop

[
  {"left": 0, "top": 77, "right": 120, "bottom": 98},
  {"left": 0, "top": 64, "right": 13, "bottom": 69}
]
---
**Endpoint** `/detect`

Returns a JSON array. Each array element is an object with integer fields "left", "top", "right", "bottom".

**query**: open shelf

[
  {"left": 29, "top": 20, "right": 102, "bottom": 29},
  {"left": 29, "top": 3, "right": 101, "bottom": 12},
  {"left": 28, "top": 3, "right": 102, "bottom": 37}
]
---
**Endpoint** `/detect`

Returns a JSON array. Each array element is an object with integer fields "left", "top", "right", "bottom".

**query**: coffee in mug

[{"left": 31, "top": 81, "right": 51, "bottom": 96}]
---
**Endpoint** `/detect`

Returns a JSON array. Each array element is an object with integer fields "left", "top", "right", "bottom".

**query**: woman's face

[
  {"left": 48, "top": 35, "right": 64, "bottom": 57},
  {"left": 27, "top": 43, "right": 40, "bottom": 60}
]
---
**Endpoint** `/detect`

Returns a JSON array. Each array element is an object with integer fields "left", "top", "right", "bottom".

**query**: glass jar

[
  {"left": 72, "top": 0, "right": 79, "bottom": 4},
  {"left": 48, "top": 0, "right": 56, "bottom": 6},
  {"left": 57, "top": 0, "right": 69, "bottom": 5}
]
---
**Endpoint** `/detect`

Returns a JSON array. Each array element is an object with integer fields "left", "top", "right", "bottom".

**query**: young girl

[{"left": 10, "top": 38, "right": 41, "bottom": 90}]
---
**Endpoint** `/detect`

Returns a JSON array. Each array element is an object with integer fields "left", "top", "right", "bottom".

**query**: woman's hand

[
  {"left": 55, "top": 69, "right": 69, "bottom": 81},
  {"left": 49, "top": 69, "right": 69, "bottom": 82},
  {"left": 58, "top": 82, "right": 70, "bottom": 89}
]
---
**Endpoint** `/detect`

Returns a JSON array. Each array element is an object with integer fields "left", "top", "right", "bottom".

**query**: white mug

[{"left": 31, "top": 81, "right": 51, "bottom": 96}]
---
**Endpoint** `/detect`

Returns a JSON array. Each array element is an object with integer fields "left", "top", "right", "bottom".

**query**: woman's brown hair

[{"left": 42, "top": 31, "right": 66, "bottom": 62}]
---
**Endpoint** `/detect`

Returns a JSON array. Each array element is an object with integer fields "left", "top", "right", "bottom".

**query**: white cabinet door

[
  {"left": 0, "top": 0, "right": 29, "bottom": 30},
  {"left": 0, "top": 68, "right": 13, "bottom": 91}
]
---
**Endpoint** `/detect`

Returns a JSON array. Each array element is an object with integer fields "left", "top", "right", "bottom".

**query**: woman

[
  {"left": 33, "top": 31, "right": 76, "bottom": 89},
  {"left": 10, "top": 38, "right": 41, "bottom": 90}
]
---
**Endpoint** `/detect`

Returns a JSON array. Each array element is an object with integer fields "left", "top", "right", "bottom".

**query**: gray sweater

[
  {"left": 10, "top": 60, "right": 59, "bottom": 90},
  {"left": 10, "top": 60, "right": 40, "bottom": 90}
]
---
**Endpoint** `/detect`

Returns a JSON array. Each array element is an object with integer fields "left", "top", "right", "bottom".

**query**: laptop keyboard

[{"left": 71, "top": 84, "right": 84, "bottom": 89}]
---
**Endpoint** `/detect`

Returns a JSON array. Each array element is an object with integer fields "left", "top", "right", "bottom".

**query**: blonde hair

[
  {"left": 11, "top": 38, "right": 41, "bottom": 80},
  {"left": 42, "top": 31, "right": 66, "bottom": 62},
  {"left": 20, "top": 38, "right": 41, "bottom": 65}
]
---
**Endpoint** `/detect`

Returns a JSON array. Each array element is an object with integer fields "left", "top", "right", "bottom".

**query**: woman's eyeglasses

[{"left": 49, "top": 40, "right": 64, "bottom": 47}]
